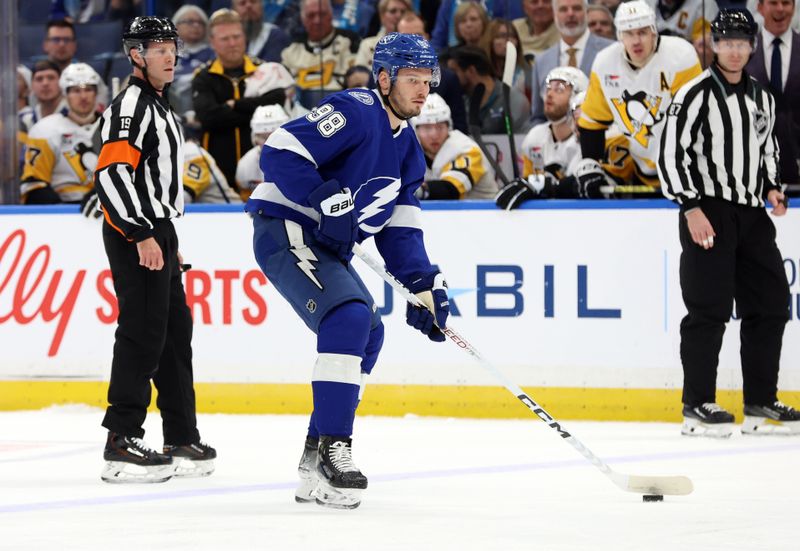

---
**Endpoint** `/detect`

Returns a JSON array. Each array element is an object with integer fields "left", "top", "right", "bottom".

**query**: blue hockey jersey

[{"left": 245, "top": 88, "right": 435, "bottom": 287}]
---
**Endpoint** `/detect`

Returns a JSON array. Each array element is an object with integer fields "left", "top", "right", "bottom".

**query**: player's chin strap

[
  {"left": 130, "top": 46, "right": 170, "bottom": 94},
  {"left": 380, "top": 82, "right": 411, "bottom": 122}
]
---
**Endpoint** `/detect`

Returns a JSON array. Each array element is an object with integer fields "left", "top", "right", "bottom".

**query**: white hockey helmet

[
  {"left": 251, "top": 104, "right": 290, "bottom": 141},
  {"left": 614, "top": 0, "right": 657, "bottom": 38},
  {"left": 570, "top": 90, "right": 587, "bottom": 113},
  {"left": 545, "top": 66, "right": 589, "bottom": 99},
  {"left": 59, "top": 62, "right": 102, "bottom": 95},
  {"left": 411, "top": 93, "right": 452, "bottom": 128}
]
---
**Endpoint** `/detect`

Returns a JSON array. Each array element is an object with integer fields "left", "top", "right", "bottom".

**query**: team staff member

[
  {"left": 659, "top": 9, "right": 800, "bottom": 438},
  {"left": 94, "top": 16, "right": 216, "bottom": 483}
]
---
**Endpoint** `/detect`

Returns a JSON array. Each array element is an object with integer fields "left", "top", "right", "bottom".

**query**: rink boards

[{"left": 2, "top": 201, "right": 799, "bottom": 420}]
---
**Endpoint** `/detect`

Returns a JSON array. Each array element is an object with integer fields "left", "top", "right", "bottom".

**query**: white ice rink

[{"left": 1, "top": 406, "right": 798, "bottom": 551}]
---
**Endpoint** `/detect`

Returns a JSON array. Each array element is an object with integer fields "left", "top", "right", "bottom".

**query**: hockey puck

[{"left": 642, "top": 494, "right": 663, "bottom": 502}]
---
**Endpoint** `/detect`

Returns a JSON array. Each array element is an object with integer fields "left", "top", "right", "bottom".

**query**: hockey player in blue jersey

[{"left": 244, "top": 33, "right": 450, "bottom": 509}]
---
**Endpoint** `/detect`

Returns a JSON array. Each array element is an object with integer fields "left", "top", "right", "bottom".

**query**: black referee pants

[
  {"left": 679, "top": 198, "right": 789, "bottom": 407},
  {"left": 101, "top": 220, "right": 200, "bottom": 446}
]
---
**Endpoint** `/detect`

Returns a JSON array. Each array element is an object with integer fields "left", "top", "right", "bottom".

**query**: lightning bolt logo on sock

[{"left": 291, "top": 247, "right": 323, "bottom": 290}]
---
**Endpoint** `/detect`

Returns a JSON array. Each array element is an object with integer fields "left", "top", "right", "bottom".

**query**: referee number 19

[{"left": 307, "top": 103, "right": 347, "bottom": 137}]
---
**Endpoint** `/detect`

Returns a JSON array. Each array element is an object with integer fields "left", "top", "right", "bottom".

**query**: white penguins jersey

[
  {"left": 520, "top": 122, "right": 581, "bottom": 179},
  {"left": 646, "top": 0, "right": 717, "bottom": 41},
  {"left": 426, "top": 130, "right": 497, "bottom": 199},
  {"left": 21, "top": 111, "right": 99, "bottom": 202},
  {"left": 183, "top": 141, "right": 241, "bottom": 204},
  {"left": 579, "top": 36, "right": 701, "bottom": 178},
  {"left": 236, "top": 145, "right": 264, "bottom": 200}
]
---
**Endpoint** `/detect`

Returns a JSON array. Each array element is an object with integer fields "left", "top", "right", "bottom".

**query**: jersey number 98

[{"left": 307, "top": 104, "right": 347, "bottom": 138}]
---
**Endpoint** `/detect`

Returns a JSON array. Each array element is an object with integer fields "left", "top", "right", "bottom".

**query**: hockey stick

[
  {"left": 599, "top": 184, "right": 662, "bottom": 195},
  {"left": 352, "top": 242, "right": 694, "bottom": 497},
  {"left": 501, "top": 39, "right": 521, "bottom": 180},
  {"left": 469, "top": 83, "right": 511, "bottom": 187}
]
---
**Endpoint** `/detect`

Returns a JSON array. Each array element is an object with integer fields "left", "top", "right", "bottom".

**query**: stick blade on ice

[{"left": 619, "top": 474, "right": 694, "bottom": 496}]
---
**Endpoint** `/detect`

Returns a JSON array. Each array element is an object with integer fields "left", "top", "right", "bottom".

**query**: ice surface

[{"left": 1, "top": 407, "right": 798, "bottom": 550}]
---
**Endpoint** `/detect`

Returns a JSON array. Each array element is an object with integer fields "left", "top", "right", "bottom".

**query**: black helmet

[
  {"left": 123, "top": 16, "right": 180, "bottom": 54},
  {"left": 710, "top": 8, "right": 758, "bottom": 44}
]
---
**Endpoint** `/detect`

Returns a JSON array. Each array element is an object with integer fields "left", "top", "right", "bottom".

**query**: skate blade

[
  {"left": 172, "top": 458, "right": 215, "bottom": 478},
  {"left": 741, "top": 416, "right": 800, "bottom": 436},
  {"left": 295, "top": 473, "right": 319, "bottom": 503},
  {"left": 313, "top": 480, "right": 363, "bottom": 509},
  {"left": 681, "top": 418, "right": 733, "bottom": 439},
  {"left": 101, "top": 461, "right": 173, "bottom": 484}
]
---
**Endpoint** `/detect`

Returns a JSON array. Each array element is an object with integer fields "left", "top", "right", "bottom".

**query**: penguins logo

[
  {"left": 610, "top": 90, "right": 664, "bottom": 148},
  {"left": 64, "top": 141, "right": 98, "bottom": 185}
]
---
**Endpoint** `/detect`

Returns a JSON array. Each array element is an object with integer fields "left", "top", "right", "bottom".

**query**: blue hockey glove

[
  {"left": 308, "top": 179, "right": 359, "bottom": 262},
  {"left": 406, "top": 272, "right": 449, "bottom": 342}
]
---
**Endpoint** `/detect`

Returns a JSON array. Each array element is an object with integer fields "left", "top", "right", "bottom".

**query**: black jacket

[{"left": 192, "top": 55, "right": 285, "bottom": 188}]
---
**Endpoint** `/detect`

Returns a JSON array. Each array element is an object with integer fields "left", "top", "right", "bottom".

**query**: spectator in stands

[
  {"left": 530, "top": 0, "right": 614, "bottom": 125},
  {"left": 193, "top": 9, "right": 286, "bottom": 188},
  {"left": 49, "top": 0, "right": 140, "bottom": 23},
  {"left": 433, "top": 0, "right": 523, "bottom": 51},
  {"left": 594, "top": 0, "right": 622, "bottom": 16},
  {"left": 183, "top": 141, "right": 242, "bottom": 204},
  {"left": 232, "top": 0, "right": 292, "bottom": 62},
  {"left": 331, "top": 0, "right": 377, "bottom": 36},
  {"left": 512, "top": 0, "right": 560, "bottom": 61},
  {"left": 263, "top": 0, "right": 304, "bottom": 40},
  {"left": 20, "top": 63, "right": 101, "bottom": 204},
  {"left": 650, "top": 0, "right": 717, "bottom": 42},
  {"left": 483, "top": 19, "right": 532, "bottom": 101},
  {"left": 344, "top": 65, "right": 374, "bottom": 88},
  {"left": 413, "top": 93, "right": 498, "bottom": 199},
  {"left": 355, "top": 0, "right": 411, "bottom": 68},
  {"left": 171, "top": 5, "right": 215, "bottom": 120},
  {"left": 747, "top": 0, "right": 800, "bottom": 186},
  {"left": 447, "top": 45, "right": 531, "bottom": 134},
  {"left": 453, "top": 1, "right": 490, "bottom": 48},
  {"left": 281, "top": 0, "right": 360, "bottom": 109},
  {"left": 587, "top": 4, "right": 616, "bottom": 40},
  {"left": 236, "top": 104, "right": 290, "bottom": 198},
  {"left": 43, "top": 20, "right": 78, "bottom": 72},
  {"left": 396, "top": 10, "right": 469, "bottom": 134},
  {"left": 19, "top": 61, "right": 66, "bottom": 140}
]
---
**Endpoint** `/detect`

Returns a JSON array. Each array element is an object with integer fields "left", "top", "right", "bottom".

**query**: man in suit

[
  {"left": 530, "top": 0, "right": 614, "bottom": 125},
  {"left": 746, "top": 0, "right": 800, "bottom": 186}
]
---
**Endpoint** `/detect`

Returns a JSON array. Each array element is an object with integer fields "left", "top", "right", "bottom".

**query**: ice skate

[
  {"left": 313, "top": 436, "right": 368, "bottom": 510},
  {"left": 295, "top": 436, "right": 319, "bottom": 503},
  {"left": 681, "top": 403, "right": 735, "bottom": 438},
  {"left": 741, "top": 401, "right": 800, "bottom": 435},
  {"left": 163, "top": 441, "right": 217, "bottom": 477},
  {"left": 101, "top": 433, "right": 174, "bottom": 483}
]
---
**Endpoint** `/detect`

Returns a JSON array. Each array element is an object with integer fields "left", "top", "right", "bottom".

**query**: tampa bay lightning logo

[
  {"left": 353, "top": 176, "right": 401, "bottom": 233},
  {"left": 379, "top": 33, "right": 399, "bottom": 45},
  {"left": 348, "top": 91, "right": 374, "bottom": 105}
]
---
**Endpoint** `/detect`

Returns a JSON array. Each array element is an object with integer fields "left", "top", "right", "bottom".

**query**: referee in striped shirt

[
  {"left": 94, "top": 16, "right": 215, "bottom": 482},
  {"left": 659, "top": 9, "right": 800, "bottom": 437}
]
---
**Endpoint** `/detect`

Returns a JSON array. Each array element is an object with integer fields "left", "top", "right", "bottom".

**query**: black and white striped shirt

[
  {"left": 658, "top": 63, "right": 781, "bottom": 211},
  {"left": 94, "top": 76, "right": 184, "bottom": 241}
]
